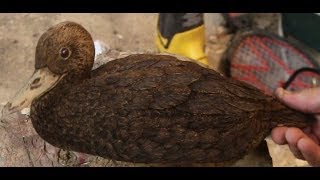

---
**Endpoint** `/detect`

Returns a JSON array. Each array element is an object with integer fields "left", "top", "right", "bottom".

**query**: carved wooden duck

[{"left": 8, "top": 21, "right": 313, "bottom": 165}]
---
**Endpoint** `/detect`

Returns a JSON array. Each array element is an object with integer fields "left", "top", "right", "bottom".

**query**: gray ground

[{"left": 0, "top": 13, "right": 309, "bottom": 166}]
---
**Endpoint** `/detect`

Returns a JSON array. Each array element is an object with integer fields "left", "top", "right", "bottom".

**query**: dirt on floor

[{"left": 0, "top": 13, "right": 311, "bottom": 167}]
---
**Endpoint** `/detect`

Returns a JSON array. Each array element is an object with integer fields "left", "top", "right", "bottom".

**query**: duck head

[{"left": 7, "top": 21, "right": 95, "bottom": 112}]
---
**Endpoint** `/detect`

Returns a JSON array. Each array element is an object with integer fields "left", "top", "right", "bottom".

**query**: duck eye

[
  {"left": 32, "top": 77, "right": 40, "bottom": 85},
  {"left": 60, "top": 47, "right": 71, "bottom": 59},
  {"left": 30, "top": 77, "right": 41, "bottom": 90}
]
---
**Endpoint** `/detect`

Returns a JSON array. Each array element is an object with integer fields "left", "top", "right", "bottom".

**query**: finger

[
  {"left": 308, "top": 134, "right": 320, "bottom": 145},
  {"left": 303, "top": 127, "right": 320, "bottom": 144},
  {"left": 275, "top": 87, "right": 320, "bottom": 113},
  {"left": 312, "top": 120, "right": 320, "bottom": 140},
  {"left": 271, "top": 127, "right": 288, "bottom": 145},
  {"left": 288, "top": 144, "right": 305, "bottom": 160},
  {"left": 297, "top": 137, "right": 320, "bottom": 167},
  {"left": 285, "top": 128, "right": 309, "bottom": 160}
]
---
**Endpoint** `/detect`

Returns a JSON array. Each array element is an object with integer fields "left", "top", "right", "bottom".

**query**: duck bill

[{"left": 5, "top": 67, "right": 63, "bottom": 113}]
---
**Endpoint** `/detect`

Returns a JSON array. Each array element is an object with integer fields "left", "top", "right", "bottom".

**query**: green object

[{"left": 282, "top": 13, "right": 320, "bottom": 52}]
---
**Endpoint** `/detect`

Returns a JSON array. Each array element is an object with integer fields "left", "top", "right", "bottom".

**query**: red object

[{"left": 228, "top": 33, "right": 320, "bottom": 95}]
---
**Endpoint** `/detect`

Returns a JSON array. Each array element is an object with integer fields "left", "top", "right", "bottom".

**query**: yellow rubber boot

[{"left": 155, "top": 13, "right": 208, "bottom": 65}]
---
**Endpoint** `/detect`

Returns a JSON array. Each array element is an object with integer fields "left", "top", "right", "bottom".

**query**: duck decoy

[{"left": 7, "top": 21, "right": 314, "bottom": 165}]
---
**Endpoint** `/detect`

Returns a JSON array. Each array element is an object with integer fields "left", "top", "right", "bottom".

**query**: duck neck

[
  {"left": 63, "top": 70, "right": 91, "bottom": 84},
  {"left": 32, "top": 70, "right": 90, "bottom": 110}
]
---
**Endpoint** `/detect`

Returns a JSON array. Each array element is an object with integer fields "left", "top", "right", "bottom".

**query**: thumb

[
  {"left": 297, "top": 137, "right": 320, "bottom": 167},
  {"left": 275, "top": 87, "right": 320, "bottom": 114}
]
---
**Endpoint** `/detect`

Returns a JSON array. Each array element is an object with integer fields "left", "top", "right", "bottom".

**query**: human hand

[{"left": 271, "top": 87, "right": 320, "bottom": 166}]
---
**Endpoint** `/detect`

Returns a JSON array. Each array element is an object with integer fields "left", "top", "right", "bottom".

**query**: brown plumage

[{"left": 27, "top": 21, "right": 314, "bottom": 165}]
